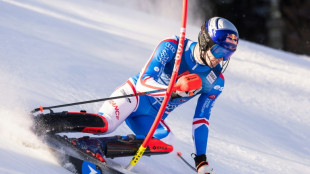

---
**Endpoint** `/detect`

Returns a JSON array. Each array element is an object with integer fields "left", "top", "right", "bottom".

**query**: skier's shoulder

[
  {"left": 210, "top": 68, "right": 225, "bottom": 88},
  {"left": 159, "top": 35, "right": 178, "bottom": 46},
  {"left": 210, "top": 72, "right": 225, "bottom": 93},
  {"left": 212, "top": 65, "right": 225, "bottom": 81},
  {"left": 218, "top": 73, "right": 225, "bottom": 81},
  {"left": 216, "top": 69, "right": 225, "bottom": 85},
  {"left": 164, "top": 35, "right": 194, "bottom": 44},
  {"left": 197, "top": 69, "right": 225, "bottom": 96},
  {"left": 158, "top": 35, "right": 194, "bottom": 53},
  {"left": 154, "top": 36, "right": 179, "bottom": 55}
]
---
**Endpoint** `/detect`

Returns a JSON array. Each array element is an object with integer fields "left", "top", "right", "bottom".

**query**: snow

[{"left": 1, "top": 0, "right": 310, "bottom": 173}]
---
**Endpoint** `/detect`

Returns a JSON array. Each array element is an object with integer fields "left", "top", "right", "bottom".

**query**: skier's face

[{"left": 203, "top": 49, "right": 224, "bottom": 68}]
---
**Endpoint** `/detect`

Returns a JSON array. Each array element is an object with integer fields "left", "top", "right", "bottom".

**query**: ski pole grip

[{"left": 172, "top": 74, "right": 202, "bottom": 92}]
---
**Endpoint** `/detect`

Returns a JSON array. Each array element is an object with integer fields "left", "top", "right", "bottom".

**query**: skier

[{"left": 72, "top": 17, "right": 239, "bottom": 174}]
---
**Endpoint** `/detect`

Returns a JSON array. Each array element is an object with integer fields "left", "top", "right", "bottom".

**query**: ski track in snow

[{"left": 0, "top": 0, "right": 310, "bottom": 173}]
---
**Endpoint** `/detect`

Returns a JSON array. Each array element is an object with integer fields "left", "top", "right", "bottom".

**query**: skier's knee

[{"left": 97, "top": 112, "right": 117, "bottom": 134}]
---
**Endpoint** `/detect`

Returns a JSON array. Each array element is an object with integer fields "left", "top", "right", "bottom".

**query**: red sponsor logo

[
  {"left": 109, "top": 100, "right": 120, "bottom": 120},
  {"left": 226, "top": 34, "right": 238, "bottom": 45},
  {"left": 208, "top": 95, "right": 217, "bottom": 99}
]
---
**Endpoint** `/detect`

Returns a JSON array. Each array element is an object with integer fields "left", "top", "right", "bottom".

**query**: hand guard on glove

[
  {"left": 171, "top": 74, "right": 202, "bottom": 100},
  {"left": 194, "top": 154, "right": 215, "bottom": 174}
]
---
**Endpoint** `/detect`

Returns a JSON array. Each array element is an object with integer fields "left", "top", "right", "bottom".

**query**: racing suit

[{"left": 98, "top": 35, "right": 224, "bottom": 156}]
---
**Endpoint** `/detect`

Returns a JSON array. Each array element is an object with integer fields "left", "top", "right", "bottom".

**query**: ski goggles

[{"left": 210, "top": 44, "right": 235, "bottom": 61}]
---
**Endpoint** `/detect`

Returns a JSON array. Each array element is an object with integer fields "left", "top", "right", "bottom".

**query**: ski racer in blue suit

[{"left": 77, "top": 17, "right": 239, "bottom": 174}]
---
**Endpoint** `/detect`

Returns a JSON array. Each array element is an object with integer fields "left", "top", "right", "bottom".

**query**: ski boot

[
  {"left": 194, "top": 154, "right": 216, "bottom": 174},
  {"left": 71, "top": 134, "right": 173, "bottom": 160},
  {"left": 33, "top": 110, "right": 108, "bottom": 135},
  {"left": 71, "top": 136, "right": 106, "bottom": 162}
]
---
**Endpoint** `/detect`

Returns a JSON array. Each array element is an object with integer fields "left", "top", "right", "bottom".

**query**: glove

[
  {"left": 171, "top": 74, "right": 202, "bottom": 100},
  {"left": 194, "top": 154, "right": 215, "bottom": 174}
]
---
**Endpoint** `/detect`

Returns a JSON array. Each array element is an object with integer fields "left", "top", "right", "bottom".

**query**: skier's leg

[
  {"left": 72, "top": 116, "right": 174, "bottom": 159},
  {"left": 71, "top": 105, "right": 174, "bottom": 159},
  {"left": 98, "top": 79, "right": 138, "bottom": 133},
  {"left": 71, "top": 132, "right": 173, "bottom": 159},
  {"left": 33, "top": 79, "right": 138, "bottom": 134},
  {"left": 70, "top": 79, "right": 139, "bottom": 160},
  {"left": 33, "top": 111, "right": 109, "bottom": 134}
]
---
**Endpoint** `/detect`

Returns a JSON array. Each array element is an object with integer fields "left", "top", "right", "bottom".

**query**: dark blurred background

[
  {"left": 194, "top": 0, "right": 310, "bottom": 56},
  {"left": 113, "top": 0, "right": 310, "bottom": 56}
]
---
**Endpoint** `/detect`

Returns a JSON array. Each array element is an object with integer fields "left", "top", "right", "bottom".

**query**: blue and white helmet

[{"left": 199, "top": 17, "right": 239, "bottom": 61}]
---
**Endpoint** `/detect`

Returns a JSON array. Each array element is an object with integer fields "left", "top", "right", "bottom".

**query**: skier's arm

[
  {"left": 192, "top": 77, "right": 224, "bottom": 156},
  {"left": 136, "top": 36, "right": 178, "bottom": 96}
]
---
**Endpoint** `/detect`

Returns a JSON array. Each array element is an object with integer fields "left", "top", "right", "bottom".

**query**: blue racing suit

[{"left": 125, "top": 35, "right": 224, "bottom": 156}]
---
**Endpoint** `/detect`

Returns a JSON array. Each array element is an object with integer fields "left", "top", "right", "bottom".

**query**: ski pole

[
  {"left": 30, "top": 73, "right": 201, "bottom": 113},
  {"left": 126, "top": 0, "right": 188, "bottom": 170},
  {"left": 177, "top": 152, "right": 196, "bottom": 172},
  {"left": 30, "top": 88, "right": 166, "bottom": 113}
]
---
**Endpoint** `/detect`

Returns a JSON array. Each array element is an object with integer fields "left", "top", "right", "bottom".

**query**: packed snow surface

[{"left": 0, "top": 0, "right": 309, "bottom": 173}]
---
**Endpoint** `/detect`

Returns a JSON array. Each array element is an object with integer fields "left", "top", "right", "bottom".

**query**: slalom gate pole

[
  {"left": 126, "top": 0, "right": 188, "bottom": 170},
  {"left": 30, "top": 89, "right": 166, "bottom": 113}
]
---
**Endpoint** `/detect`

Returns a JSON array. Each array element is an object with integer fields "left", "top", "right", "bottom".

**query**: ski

[
  {"left": 44, "top": 133, "right": 125, "bottom": 174},
  {"left": 52, "top": 149, "right": 104, "bottom": 174}
]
